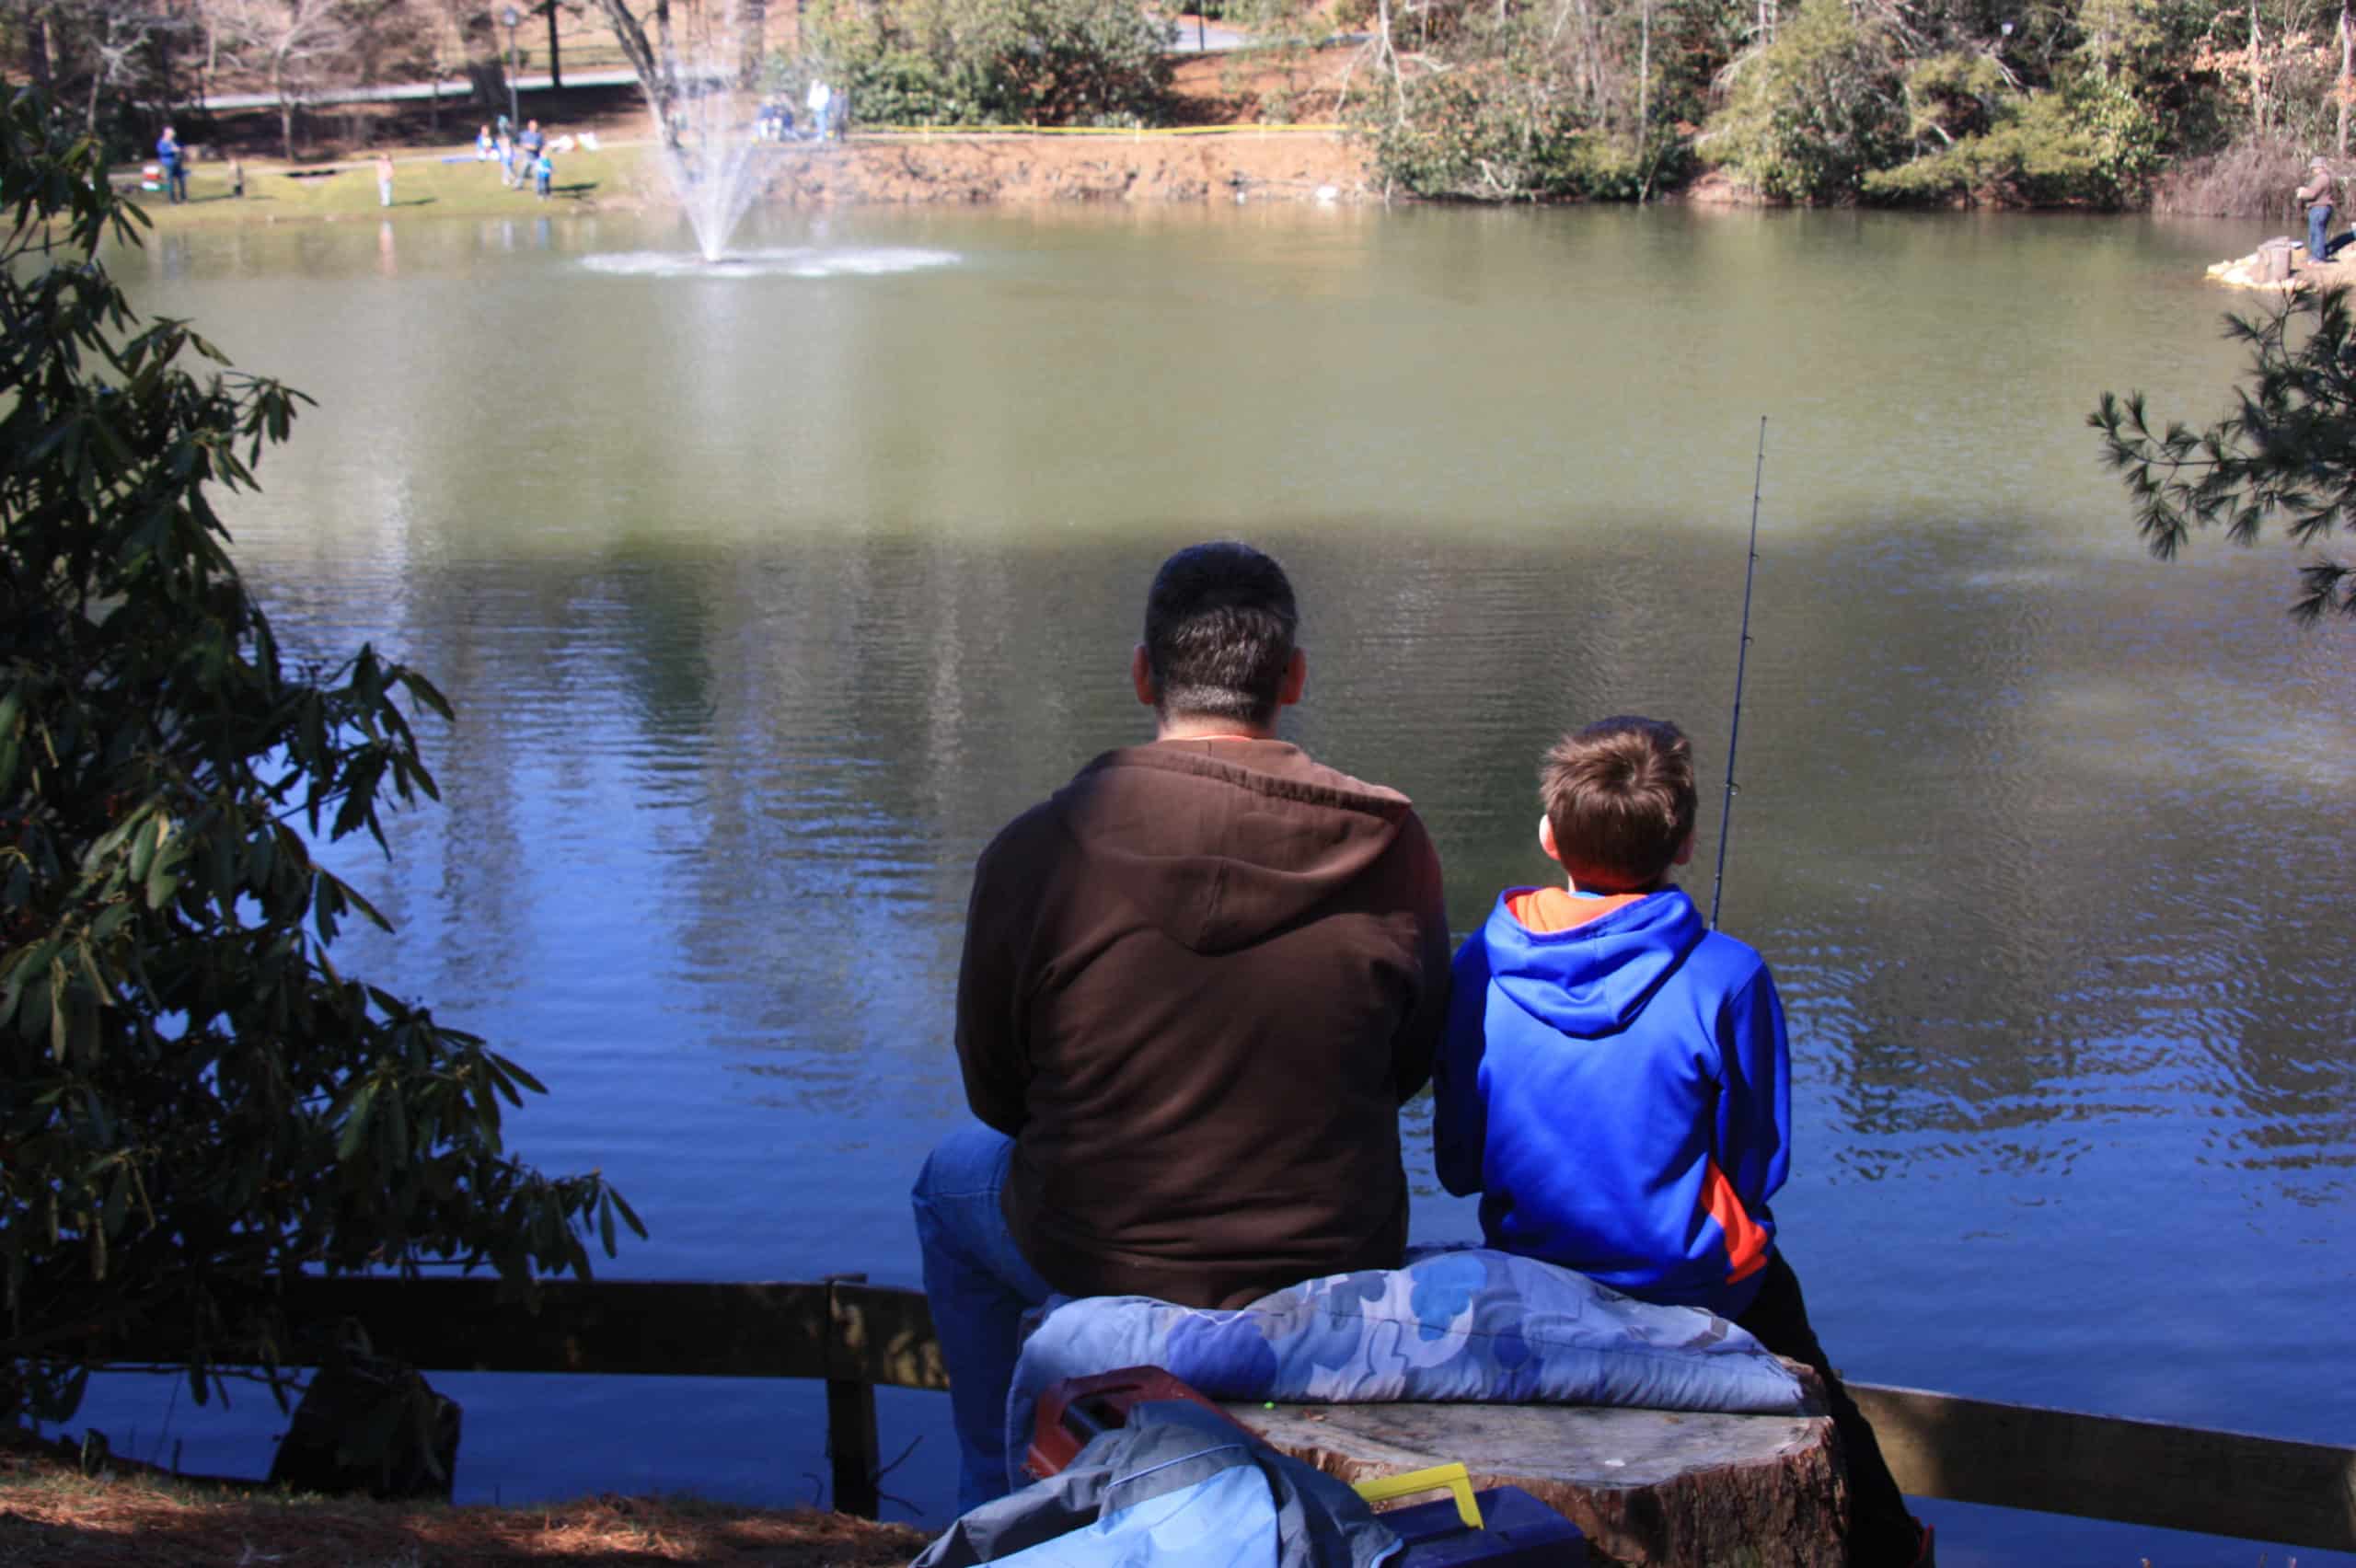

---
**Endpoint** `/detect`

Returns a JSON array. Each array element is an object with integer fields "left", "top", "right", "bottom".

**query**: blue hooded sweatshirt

[{"left": 1431, "top": 884, "right": 1790, "bottom": 1319}]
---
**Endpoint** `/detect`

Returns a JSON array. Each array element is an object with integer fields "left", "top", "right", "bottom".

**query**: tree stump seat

[{"left": 1223, "top": 1392, "right": 1850, "bottom": 1567}]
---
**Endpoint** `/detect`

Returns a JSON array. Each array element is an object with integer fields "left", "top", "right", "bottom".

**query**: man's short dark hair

[
  {"left": 1142, "top": 543, "right": 1299, "bottom": 726},
  {"left": 1540, "top": 717, "right": 1697, "bottom": 894}
]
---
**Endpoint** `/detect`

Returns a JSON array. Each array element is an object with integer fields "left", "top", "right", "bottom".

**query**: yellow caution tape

[{"left": 1350, "top": 1461, "right": 1484, "bottom": 1529}]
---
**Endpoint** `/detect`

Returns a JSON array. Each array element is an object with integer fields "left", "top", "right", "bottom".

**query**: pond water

[{"left": 90, "top": 201, "right": 2356, "bottom": 1565}]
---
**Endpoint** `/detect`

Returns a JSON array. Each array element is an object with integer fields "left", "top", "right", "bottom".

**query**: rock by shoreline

[{"left": 2204, "top": 236, "right": 2350, "bottom": 291}]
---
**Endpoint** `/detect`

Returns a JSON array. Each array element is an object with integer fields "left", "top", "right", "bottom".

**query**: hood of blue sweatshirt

[{"left": 1484, "top": 886, "right": 1708, "bottom": 1037}]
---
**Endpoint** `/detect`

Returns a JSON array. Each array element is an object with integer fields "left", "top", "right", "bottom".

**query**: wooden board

[
  {"left": 1228, "top": 1401, "right": 1848, "bottom": 1568},
  {"left": 1851, "top": 1381, "right": 2356, "bottom": 1554},
  {"left": 82, "top": 1277, "right": 2356, "bottom": 1548}
]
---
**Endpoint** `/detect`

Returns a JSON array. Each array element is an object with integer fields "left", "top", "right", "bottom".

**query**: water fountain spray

[{"left": 648, "top": 8, "right": 771, "bottom": 263}]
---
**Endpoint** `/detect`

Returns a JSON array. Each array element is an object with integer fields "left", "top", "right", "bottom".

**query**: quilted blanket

[{"left": 1005, "top": 1247, "right": 1807, "bottom": 1491}]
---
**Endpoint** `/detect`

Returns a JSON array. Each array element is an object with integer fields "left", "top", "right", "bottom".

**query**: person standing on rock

[{"left": 2299, "top": 156, "right": 2338, "bottom": 263}]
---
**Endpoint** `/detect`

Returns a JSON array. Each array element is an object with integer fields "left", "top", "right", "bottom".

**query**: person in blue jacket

[
  {"left": 156, "top": 125, "right": 188, "bottom": 204},
  {"left": 1433, "top": 715, "right": 1932, "bottom": 1568}
]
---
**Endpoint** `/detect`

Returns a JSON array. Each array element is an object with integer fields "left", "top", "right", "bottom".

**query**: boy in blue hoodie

[{"left": 1433, "top": 716, "right": 1929, "bottom": 1568}]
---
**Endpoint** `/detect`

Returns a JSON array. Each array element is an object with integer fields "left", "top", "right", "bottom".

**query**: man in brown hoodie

[{"left": 912, "top": 541, "right": 1452, "bottom": 1512}]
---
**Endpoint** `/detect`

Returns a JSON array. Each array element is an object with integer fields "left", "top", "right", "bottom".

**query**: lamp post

[{"left": 502, "top": 6, "right": 522, "bottom": 132}]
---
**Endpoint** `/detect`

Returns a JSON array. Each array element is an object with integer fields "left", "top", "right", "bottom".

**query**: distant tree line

[
  {"left": 11, "top": 0, "right": 2356, "bottom": 197},
  {"left": 1338, "top": 0, "right": 2356, "bottom": 203},
  {"left": 0, "top": 0, "right": 552, "bottom": 161}
]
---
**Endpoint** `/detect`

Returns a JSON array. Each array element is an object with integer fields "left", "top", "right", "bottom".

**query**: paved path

[{"left": 201, "top": 67, "right": 639, "bottom": 111}]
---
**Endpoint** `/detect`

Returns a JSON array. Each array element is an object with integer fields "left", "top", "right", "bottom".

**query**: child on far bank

[
  {"left": 1432, "top": 716, "right": 1933, "bottom": 1568},
  {"left": 533, "top": 149, "right": 553, "bottom": 199},
  {"left": 375, "top": 152, "right": 395, "bottom": 208}
]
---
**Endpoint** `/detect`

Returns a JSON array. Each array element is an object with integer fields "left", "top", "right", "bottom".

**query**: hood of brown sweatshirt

[{"left": 1052, "top": 738, "right": 1413, "bottom": 955}]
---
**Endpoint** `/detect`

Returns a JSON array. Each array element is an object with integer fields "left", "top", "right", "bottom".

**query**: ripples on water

[{"left": 87, "top": 205, "right": 2356, "bottom": 1561}]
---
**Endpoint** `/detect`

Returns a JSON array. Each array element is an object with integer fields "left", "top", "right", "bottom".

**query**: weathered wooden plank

[
  {"left": 826, "top": 1281, "right": 950, "bottom": 1391},
  {"left": 825, "top": 1276, "right": 884, "bottom": 1519},
  {"left": 279, "top": 1277, "right": 837, "bottom": 1379},
  {"left": 1850, "top": 1381, "right": 2356, "bottom": 1553},
  {"left": 1230, "top": 1399, "right": 1847, "bottom": 1568},
  {"left": 115, "top": 1275, "right": 2356, "bottom": 1552}
]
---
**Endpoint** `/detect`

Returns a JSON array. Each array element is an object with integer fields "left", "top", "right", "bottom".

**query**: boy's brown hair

[{"left": 1540, "top": 717, "right": 1697, "bottom": 894}]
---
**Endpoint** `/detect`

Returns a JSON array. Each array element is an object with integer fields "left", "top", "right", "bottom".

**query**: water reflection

[{"left": 251, "top": 511, "right": 2355, "bottom": 1194}]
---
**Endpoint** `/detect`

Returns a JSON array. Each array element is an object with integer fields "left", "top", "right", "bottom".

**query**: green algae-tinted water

[{"left": 95, "top": 202, "right": 2356, "bottom": 1565}]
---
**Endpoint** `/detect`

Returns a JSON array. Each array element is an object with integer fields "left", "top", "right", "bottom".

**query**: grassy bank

[
  {"left": 0, "top": 1435, "right": 930, "bottom": 1566},
  {"left": 122, "top": 140, "right": 663, "bottom": 227}
]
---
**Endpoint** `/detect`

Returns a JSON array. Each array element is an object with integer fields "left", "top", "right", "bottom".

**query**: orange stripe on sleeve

[{"left": 1702, "top": 1159, "right": 1771, "bottom": 1284}]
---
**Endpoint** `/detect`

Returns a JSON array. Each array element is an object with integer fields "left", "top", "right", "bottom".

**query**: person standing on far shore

[
  {"left": 806, "top": 77, "right": 832, "bottom": 142},
  {"left": 2299, "top": 156, "right": 2338, "bottom": 263},
  {"left": 156, "top": 125, "right": 188, "bottom": 204},
  {"left": 376, "top": 152, "right": 395, "bottom": 208},
  {"left": 534, "top": 148, "right": 553, "bottom": 199},
  {"left": 477, "top": 123, "right": 495, "bottom": 161}
]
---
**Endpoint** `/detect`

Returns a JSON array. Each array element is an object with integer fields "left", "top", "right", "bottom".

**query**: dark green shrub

[
  {"left": 1703, "top": 0, "right": 1910, "bottom": 203},
  {"left": 0, "top": 87, "right": 641, "bottom": 1429},
  {"left": 798, "top": 0, "right": 1173, "bottom": 127}
]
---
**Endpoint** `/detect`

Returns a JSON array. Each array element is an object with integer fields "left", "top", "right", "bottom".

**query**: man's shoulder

[{"left": 976, "top": 792, "right": 1071, "bottom": 868}]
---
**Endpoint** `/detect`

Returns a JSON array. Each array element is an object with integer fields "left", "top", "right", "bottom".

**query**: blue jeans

[
  {"left": 2311, "top": 202, "right": 2335, "bottom": 261},
  {"left": 912, "top": 1124, "right": 1055, "bottom": 1516}
]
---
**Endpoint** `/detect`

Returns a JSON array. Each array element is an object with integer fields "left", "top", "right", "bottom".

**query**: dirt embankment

[{"left": 756, "top": 131, "right": 1371, "bottom": 206}]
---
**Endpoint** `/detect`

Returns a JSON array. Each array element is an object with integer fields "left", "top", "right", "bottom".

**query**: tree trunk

[
  {"left": 29, "top": 7, "right": 53, "bottom": 90},
  {"left": 1636, "top": 0, "right": 1651, "bottom": 202},
  {"left": 583, "top": 0, "right": 679, "bottom": 146},
  {"left": 738, "top": 0, "right": 766, "bottom": 90},
  {"left": 1232, "top": 1400, "right": 1849, "bottom": 1568},
  {"left": 1375, "top": 0, "right": 1405, "bottom": 124},
  {"left": 2250, "top": 2, "right": 2264, "bottom": 138},
  {"left": 276, "top": 57, "right": 295, "bottom": 159},
  {"left": 545, "top": 0, "right": 561, "bottom": 88},
  {"left": 2339, "top": 0, "right": 2350, "bottom": 156}
]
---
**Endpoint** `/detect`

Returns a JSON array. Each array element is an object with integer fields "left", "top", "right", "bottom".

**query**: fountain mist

[{"left": 650, "top": 17, "right": 773, "bottom": 262}]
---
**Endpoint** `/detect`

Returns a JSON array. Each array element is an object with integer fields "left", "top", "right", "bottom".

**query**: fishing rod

[{"left": 1707, "top": 417, "right": 1766, "bottom": 932}]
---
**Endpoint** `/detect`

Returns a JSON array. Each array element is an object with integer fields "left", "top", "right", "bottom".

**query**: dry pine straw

[{"left": 0, "top": 1441, "right": 931, "bottom": 1567}]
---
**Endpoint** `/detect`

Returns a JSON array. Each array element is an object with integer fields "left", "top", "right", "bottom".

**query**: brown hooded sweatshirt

[{"left": 955, "top": 737, "right": 1452, "bottom": 1309}]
